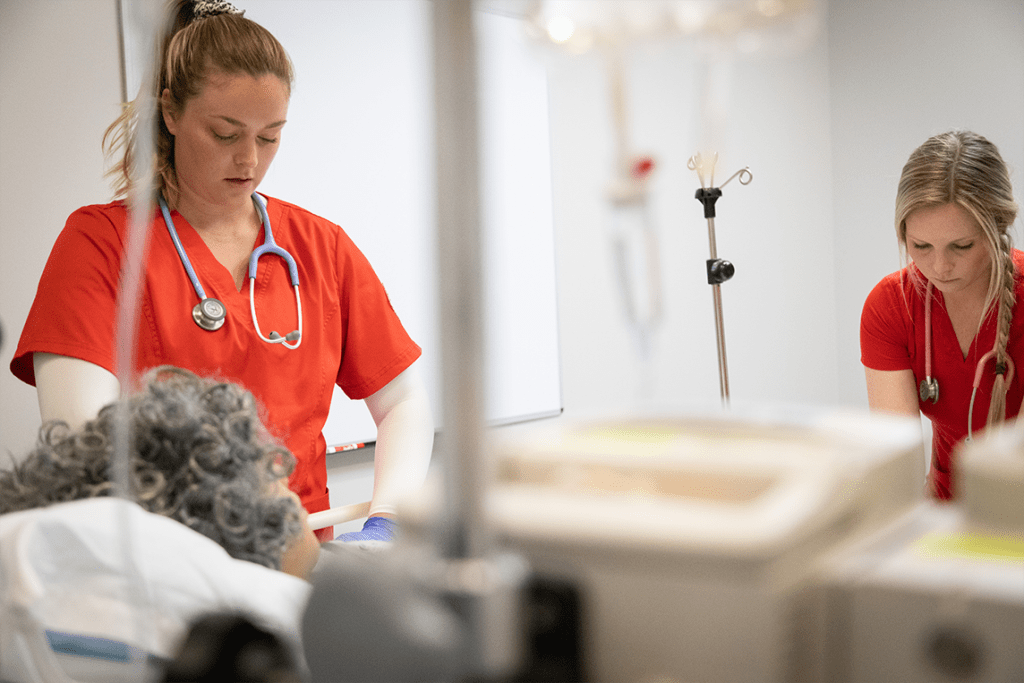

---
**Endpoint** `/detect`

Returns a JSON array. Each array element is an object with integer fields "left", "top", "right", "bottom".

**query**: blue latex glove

[{"left": 335, "top": 516, "right": 397, "bottom": 545}]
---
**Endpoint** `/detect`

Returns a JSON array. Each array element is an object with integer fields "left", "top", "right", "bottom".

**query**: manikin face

[
  {"left": 162, "top": 71, "right": 289, "bottom": 210},
  {"left": 904, "top": 202, "right": 992, "bottom": 299}
]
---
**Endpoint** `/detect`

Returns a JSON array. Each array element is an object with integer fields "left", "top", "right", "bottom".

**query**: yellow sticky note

[{"left": 916, "top": 533, "right": 1024, "bottom": 562}]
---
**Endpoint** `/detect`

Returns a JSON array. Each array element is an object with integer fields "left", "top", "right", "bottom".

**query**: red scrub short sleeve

[
  {"left": 332, "top": 227, "right": 421, "bottom": 401},
  {"left": 861, "top": 272, "right": 915, "bottom": 373},
  {"left": 11, "top": 204, "right": 127, "bottom": 385}
]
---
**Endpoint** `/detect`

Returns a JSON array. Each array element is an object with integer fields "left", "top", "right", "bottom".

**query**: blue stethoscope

[{"left": 158, "top": 192, "right": 303, "bottom": 350}]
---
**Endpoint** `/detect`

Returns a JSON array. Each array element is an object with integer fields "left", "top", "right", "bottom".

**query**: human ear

[{"left": 161, "top": 89, "right": 178, "bottom": 135}]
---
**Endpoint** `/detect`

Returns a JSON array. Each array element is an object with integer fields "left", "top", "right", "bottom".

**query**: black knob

[{"left": 707, "top": 259, "right": 735, "bottom": 285}]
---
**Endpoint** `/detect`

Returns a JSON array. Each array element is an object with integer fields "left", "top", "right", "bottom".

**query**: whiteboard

[{"left": 121, "top": 1, "right": 562, "bottom": 446}]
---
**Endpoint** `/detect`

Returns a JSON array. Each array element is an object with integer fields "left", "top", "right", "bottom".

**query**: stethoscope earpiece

[
  {"left": 193, "top": 297, "right": 226, "bottom": 331},
  {"left": 268, "top": 330, "right": 301, "bottom": 343}
]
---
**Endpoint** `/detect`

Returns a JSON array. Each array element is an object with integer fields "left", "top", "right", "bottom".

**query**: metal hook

[
  {"left": 687, "top": 155, "right": 705, "bottom": 188},
  {"left": 719, "top": 166, "right": 753, "bottom": 189},
  {"left": 687, "top": 152, "right": 720, "bottom": 189}
]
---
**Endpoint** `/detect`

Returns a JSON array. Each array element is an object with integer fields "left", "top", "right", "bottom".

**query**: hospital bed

[{"left": 0, "top": 497, "right": 310, "bottom": 683}]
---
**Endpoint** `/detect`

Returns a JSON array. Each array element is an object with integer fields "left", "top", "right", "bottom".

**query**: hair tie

[
  {"left": 193, "top": 0, "right": 244, "bottom": 20},
  {"left": 996, "top": 362, "right": 1008, "bottom": 376}
]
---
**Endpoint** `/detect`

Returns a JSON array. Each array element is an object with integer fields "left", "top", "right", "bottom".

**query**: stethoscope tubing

[
  {"left": 159, "top": 195, "right": 209, "bottom": 300},
  {"left": 921, "top": 282, "right": 938, "bottom": 403},
  {"left": 250, "top": 193, "right": 299, "bottom": 285},
  {"left": 249, "top": 276, "right": 303, "bottom": 349},
  {"left": 249, "top": 193, "right": 302, "bottom": 349}
]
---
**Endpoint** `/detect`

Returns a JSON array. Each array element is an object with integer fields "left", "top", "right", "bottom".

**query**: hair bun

[{"left": 192, "top": 0, "right": 244, "bottom": 21}]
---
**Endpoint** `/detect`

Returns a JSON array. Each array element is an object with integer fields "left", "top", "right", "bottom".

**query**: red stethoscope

[{"left": 920, "top": 281, "right": 1014, "bottom": 441}]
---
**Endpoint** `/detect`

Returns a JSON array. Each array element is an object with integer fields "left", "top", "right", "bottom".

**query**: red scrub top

[
  {"left": 860, "top": 252, "right": 1024, "bottom": 499},
  {"left": 12, "top": 195, "right": 421, "bottom": 521}
]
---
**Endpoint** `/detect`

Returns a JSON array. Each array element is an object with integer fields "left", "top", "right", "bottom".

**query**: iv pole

[
  {"left": 431, "top": 1, "right": 527, "bottom": 676},
  {"left": 688, "top": 153, "right": 751, "bottom": 406}
]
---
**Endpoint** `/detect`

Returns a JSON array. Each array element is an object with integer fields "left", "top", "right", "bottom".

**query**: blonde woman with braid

[{"left": 861, "top": 130, "right": 1021, "bottom": 500}]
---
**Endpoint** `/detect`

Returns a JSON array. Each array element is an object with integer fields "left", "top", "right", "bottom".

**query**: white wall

[
  {"left": 0, "top": 1, "right": 123, "bottom": 458},
  {"left": 2, "top": 1, "right": 1023, "bottom": 469}
]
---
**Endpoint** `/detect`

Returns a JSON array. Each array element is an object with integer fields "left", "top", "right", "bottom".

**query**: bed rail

[{"left": 308, "top": 501, "right": 371, "bottom": 531}]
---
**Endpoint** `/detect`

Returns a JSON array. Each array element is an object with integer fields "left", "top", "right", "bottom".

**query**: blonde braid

[{"left": 986, "top": 233, "right": 1016, "bottom": 426}]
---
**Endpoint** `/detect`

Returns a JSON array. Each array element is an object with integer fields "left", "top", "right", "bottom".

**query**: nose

[
  {"left": 933, "top": 249, "right": 955, "bottom": 276},
  {"left": 234, "top": 137, "right": 258, "bottom": 169}
]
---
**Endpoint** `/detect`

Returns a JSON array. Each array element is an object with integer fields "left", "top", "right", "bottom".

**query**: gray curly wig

[{"left": 0, "top": 366, "right": 303, "bottom": 571}]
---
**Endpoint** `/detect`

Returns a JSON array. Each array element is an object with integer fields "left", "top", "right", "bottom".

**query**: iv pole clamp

[{"left": 687, "top": 153, "right": 752, "bottom": 406}]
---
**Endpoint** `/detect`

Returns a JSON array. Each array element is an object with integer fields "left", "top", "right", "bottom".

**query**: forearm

[{"left": 364, "top": 362, "right": 434, "bottom": 517}]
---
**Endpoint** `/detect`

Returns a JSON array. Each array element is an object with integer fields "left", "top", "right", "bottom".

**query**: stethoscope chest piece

[
  {"left": 919, "top": 377, "right": 939, "bottom": 404},
  {"left": 193, "top": 297, "right": 226, "bottom": 331}
]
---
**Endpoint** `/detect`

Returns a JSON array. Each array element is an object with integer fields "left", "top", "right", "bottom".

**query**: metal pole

[
  {"left": 692, "top": 159, "right": 749, "bottom": 407},
  {"left": 113, "top": 1, "right": 162, "bottom": 676},
  {"left": 430, "top": 5, "right": 527, "bottom": 678},
  {"left": 705, "top": 216, "right": 730, "bottom": 405},
  {"left": 432, "top": 0, "right": 489, "bottom": 562}
]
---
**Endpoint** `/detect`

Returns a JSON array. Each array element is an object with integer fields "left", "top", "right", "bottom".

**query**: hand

[{"left": 335, "top": 516, "right": 397, "bottom": 546}]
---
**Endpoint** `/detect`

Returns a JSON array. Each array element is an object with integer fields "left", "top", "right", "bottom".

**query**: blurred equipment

[
  {"left": 302, "top": 544, "right": 463, "bottom": 683},
  {"left": 474, "top": 409, "right": 1024, "bottom": 682},
  {"left": 163, "top": 614, "right": 302, "bottom": 683},
  {"left": 483, "top": 408, "right": 923, "bottom": 682},
  {"left": 520, "top": 0, "right": 819, "bottom": 53},
  {"left": 688, "top": 152, "right": 752, "bottom": 405},
  {"left": 806, "top": 421, "right": 1024, "bottom": 682},
  {"left": 959, "top": 421, "right": 1024, "bottom": 534},
  {"left": 603, "top": 43, "right": 663, "bottom": 380},
  {"left": 807, "top": 502, "right": 1024, "bottom": 682}
]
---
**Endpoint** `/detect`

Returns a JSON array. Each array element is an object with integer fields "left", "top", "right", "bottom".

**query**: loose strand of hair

[{"left": 102, "top": 102, "right": 133, "bottom": 199}]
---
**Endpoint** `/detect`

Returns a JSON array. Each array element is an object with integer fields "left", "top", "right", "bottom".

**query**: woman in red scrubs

[
  {"left": 11, "top": 1, "right": 433, "bottom": 543},
  {"left": 861, "top": 130, "right": 1021, "bottom": 500}
]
